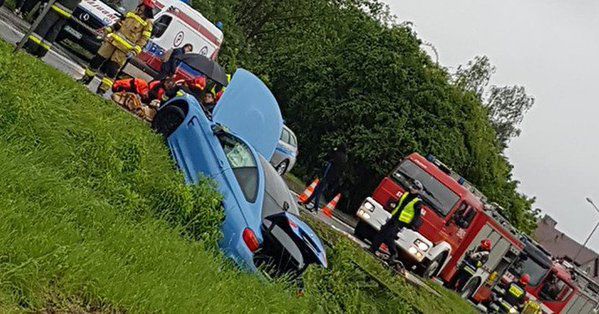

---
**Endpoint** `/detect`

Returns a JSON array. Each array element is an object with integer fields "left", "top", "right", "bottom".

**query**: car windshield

[
  {"left": 392, "top": 160, "right": 460, "bottom": 216},
  {"left": 511, "top": 256, "right": 550, "bottom": 287},
  {"left": 259, "top": 156, "right": 299, "bottom": 217},
  {"left": 218, "top": 134, "right": 258, "bottom": 203}
]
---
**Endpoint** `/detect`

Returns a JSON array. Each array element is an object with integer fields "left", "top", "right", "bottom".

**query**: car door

[{"left": 166, "top": 98, "right": 228, "bottom": 184}]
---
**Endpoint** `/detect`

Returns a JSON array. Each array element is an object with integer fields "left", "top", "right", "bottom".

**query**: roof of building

[{"left": 535, "top": 215, "right": 599, "bottom": 279}]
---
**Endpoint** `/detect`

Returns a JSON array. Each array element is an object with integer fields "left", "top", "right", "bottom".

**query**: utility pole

[{"left": 573, "top": 197, "right": 599, "bottom": 262}]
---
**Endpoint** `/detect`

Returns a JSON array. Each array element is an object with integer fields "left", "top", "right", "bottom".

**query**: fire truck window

[
  {"left": 540, "top": 275, "right": 571, "bottom": 301},
  {"left": 153, "top": 16, "right": 172, "bottom": 38},
  {"left": 454, "top": 203, "right": 476, "bottom": 229}
]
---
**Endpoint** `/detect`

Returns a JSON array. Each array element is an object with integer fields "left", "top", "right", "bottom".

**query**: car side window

[
  {"left": 152, "top": 15, "right": 172, "bottom": 38},
  {"left": 453, "top": 202, "right": 476, "bottom": 229},
  {"left": 289, "top": 133, "right": 297, "bottom": 147},
  {"left": 218, "top": 134, "right": 259, "bottom": 203},
  {"left": 280, "top": 129, "right": 290, "bottom": 144}
]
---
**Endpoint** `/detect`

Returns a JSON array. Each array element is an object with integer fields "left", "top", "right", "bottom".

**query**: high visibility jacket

[
  {"left": 212, "top": 73, "right": 231, "bottom": 102},
  {"left": 503, "top": 282, "right": 526, "bottom": 307},
  {"left": 107, "top": 11, "right": 153, "bottom": 53},
  {"left": 112, "top": 78, "right": 149, "bottom": 100},
  {"left": 391, "top": 193, "right": 421, "bottom": 224}
]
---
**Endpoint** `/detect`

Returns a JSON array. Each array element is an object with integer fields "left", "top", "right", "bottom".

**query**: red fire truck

[
  {"left": 508, "top": 238, "right": 599, "bottom": 313},
  {"left": 354, "top": 153, "right": 526, "bottom": 301}
]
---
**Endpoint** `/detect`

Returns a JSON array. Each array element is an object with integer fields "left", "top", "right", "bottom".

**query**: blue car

[{"left": 152, "top": 69, "right": 327, "bottom": 275}]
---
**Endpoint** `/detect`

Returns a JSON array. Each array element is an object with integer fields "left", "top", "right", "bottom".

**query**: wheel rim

[
  {"left": 426, "top": 260, "right": 439, "bottom": 278},
  {"left": 276, "top": 161, "right": 287, "bottom": 175}
]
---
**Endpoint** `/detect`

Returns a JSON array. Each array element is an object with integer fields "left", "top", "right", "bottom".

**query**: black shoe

[{"left": 77, "top": 75, "right": 93, "bottom": 85}]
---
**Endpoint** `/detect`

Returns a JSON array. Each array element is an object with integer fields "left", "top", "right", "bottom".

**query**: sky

[{"left": 384, "top": 0, "right": 599, "bottom": 252}]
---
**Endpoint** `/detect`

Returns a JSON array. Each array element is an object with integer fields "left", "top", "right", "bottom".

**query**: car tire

[
  {"left": 152, "top": 105, "right": 185, "bottom": 138},
  {"left": 276, "top": 160, "right": 289, "bottom": 175},
  {"left": 354, "top": 220, "right": 375, "bottom": 242},
  {"left": 422, "top": 254, "right": 445, "bottom": 279}
]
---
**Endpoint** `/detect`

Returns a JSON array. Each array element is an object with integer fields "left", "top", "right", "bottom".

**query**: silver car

[{"left": 270, "top": 125, "right": 298, "bottom": 175}]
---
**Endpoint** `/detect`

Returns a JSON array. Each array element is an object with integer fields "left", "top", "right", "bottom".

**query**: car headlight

[
  {"left": 363, "top": 202, "right": 374, "bottom": 212},
  {"left": 414, "top": 239, "right": 430, "bottom": 251},
  {"left": 359, "top": 210, "right": 371, "bottom": 219}
]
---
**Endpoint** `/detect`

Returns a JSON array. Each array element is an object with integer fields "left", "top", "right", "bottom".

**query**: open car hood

[
  {"left": 212, "top": 69, "right": 283, "bottom": 160},
  {"left": 261, "top": 212, "right": 327, "bottom": 272}
]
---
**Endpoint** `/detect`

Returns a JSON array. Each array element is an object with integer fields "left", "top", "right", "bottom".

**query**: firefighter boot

[
  {"left": 96, "top": 77, "right": 114, "bottom": 96},
  {"left": 77, "top": 68, "right": 96, "bottom": 85}
]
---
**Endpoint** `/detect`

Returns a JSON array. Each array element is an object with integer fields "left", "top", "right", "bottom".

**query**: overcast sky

[{"left": 384, "top": 0, "right": 599, "bottom": 251}]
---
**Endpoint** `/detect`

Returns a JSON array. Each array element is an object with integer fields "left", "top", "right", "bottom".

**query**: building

[{"left": 534, "top": 215, "right": 599, "bottom": 284}]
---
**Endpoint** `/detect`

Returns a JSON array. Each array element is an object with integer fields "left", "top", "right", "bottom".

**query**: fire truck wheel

[
  {"left": 423, "top": 254, "right": 445, "bottom": 279},
  {"left": 460, "top": 278, "right": 479, "bottom": 299}
]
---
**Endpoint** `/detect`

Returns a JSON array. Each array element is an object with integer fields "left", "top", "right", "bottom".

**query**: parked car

[
  {"left": 151, "top": 69, "right": 327, "bottom": 276},
  {"left": 271, "top": 125, "right": 298, "bottom": 175}
]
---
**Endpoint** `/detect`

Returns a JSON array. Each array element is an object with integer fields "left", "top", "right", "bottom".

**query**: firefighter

[
  {"left": 211, "top": 73, "right": 231, "bottom": 103},
  {"left": 22, "top": 0, "right": 81, "bottom": 58},
  {"left": 78, "top": 0, "right": 155, "bottom": 94},
  {"left": 498, "top": 274, "right": 530, "bottom": 312},
  {"left": 452, "top": 239, "right": 492, "bottom": 290},
  {"left": 369, "top": 180, "right": 424, "bottom": 261}
]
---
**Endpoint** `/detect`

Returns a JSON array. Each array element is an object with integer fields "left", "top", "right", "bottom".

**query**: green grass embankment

[{"left": 0, "top": 40, "right": 475, "bottom": 313}]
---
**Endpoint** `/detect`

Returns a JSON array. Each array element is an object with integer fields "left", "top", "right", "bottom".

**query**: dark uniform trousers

[{"left": 23, "top": 0, "right": 80, "bottom": 58}]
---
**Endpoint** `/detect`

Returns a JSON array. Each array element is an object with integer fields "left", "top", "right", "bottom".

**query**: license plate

[{"left": 64, "top": 26, "right": 82, "bottom": 39}]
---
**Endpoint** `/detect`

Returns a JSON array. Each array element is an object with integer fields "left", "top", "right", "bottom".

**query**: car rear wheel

[
  {"left": 152, "top": 105, "right": 185, "bottom": 137},
  {"left": 276, "top": 160, "right": 289, "bottom": 175}
]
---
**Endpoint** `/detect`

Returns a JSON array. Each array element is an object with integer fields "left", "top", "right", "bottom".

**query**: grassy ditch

[{"left": 0, "top": 40, "right": 474, "bottom": 313}]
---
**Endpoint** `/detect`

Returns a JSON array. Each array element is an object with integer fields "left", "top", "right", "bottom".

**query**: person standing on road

[
  {"left": 497, "top": 274, "right": 530, "bottom": 311},
  {"left": 157, "top": 43, "right": 193, "bottom": 79},
  {"left": 303, "top": 143, "right": 348, "bottom": 211},
  {"left": 369, "top": 181, "right": 424, "bottom": 262},
  {"left": 22, "top": 0, "right": 81, "bottom": 58},
  {"left": 78, "top": 0, "right": 155, "bottom": 95},
  {"left": 14, "top": 0, "right": 43, "bottom": 18}
]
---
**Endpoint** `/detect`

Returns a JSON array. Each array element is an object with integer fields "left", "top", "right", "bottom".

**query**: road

[{"left": 0, "top": 6, "right": 104, "bottom": 92}]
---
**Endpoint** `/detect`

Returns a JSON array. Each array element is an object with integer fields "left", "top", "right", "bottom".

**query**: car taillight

[{"left": 242, "top": 228, "right": 260, "bottom": 252}]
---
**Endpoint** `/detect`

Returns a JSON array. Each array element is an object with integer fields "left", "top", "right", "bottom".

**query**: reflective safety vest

[{"left": 391, "top": 193, "right": 420, "bottom": 224}]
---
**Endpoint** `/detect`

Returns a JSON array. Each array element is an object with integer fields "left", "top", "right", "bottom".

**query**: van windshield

[{"left": 392, "top": 160, "right": 460, "bottom": 216}]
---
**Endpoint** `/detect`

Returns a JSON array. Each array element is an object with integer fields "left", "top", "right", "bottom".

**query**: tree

[
  {"left": 486, "top": 85, "right": 535, "bottom": 148},
  {"left": 453, "top": 56, "right": 535, "bottom": 148}
]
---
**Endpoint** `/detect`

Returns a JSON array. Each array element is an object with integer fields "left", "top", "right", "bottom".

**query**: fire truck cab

[{"left": 355, "top": 153, "right": 525, "bottom": 299}]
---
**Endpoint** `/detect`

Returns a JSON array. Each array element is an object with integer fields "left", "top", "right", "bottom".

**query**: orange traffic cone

[
  {"left": 322, "top": 193, "right": 341, "bottom": 218},
  {"left": 298, "top": 179, "right": 319, "bottom": 204}
]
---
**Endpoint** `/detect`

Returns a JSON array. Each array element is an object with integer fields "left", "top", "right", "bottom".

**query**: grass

[
  {"left": 301, "top": 215, "right": 477, "bottom": 314},
  {"left": 0, "top": 39, "right": 475, "bottom": 313}
]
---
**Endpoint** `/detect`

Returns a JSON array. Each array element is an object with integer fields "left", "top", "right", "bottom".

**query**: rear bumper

[{"left": 356, "top": 197, "right": 432, "bottom": 262}]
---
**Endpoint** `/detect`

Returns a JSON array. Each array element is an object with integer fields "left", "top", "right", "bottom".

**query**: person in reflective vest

[
  {"left": 22, "top": 0, "right": 81, "bottom": 58},
  {"left": 78, "top": 0, "right": 155, "bottom": 94},
  {"left": 499, "top": 274, "right": 530, "bottom": 311},
  {"left": 369, "top": 180, "right": 424, "bottom": 261},
  {"left": 211, "top": 73, "right": 231, "bottom": 103}
]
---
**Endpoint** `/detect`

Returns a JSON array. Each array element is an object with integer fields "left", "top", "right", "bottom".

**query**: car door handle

[{"left": 188, "top": 116, "right": 199, "bottom": 126}]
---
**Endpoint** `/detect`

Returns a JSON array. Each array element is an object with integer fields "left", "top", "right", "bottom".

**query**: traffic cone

[
  {"left": 322, "top": 193, "right": 341, "bottom": 218},
  {"left": 298, "top": 178, "right": 319, "bottom": 204}
]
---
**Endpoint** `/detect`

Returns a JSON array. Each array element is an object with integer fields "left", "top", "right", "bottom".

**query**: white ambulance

[{"left": 59, "top": 0, "right": 223, "bottom": 78}]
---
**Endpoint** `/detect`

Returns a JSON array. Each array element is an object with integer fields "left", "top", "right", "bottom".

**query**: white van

[
  {"left": 58, "top": 0, "right": 223, "bottom": 78},
  {"left": 129, "top": 0, "right": 224, "bottom": 78}
]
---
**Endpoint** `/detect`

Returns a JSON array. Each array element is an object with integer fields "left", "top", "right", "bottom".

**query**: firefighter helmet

[
  {"left": 481, "top": 239, "right": 492, "bottom": 251},
  {"left": 142, "top": 0, "right": 156, "bottom": 9},
  {"left": 520, "top": 274, "right": 531, "bottom": 286}
]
